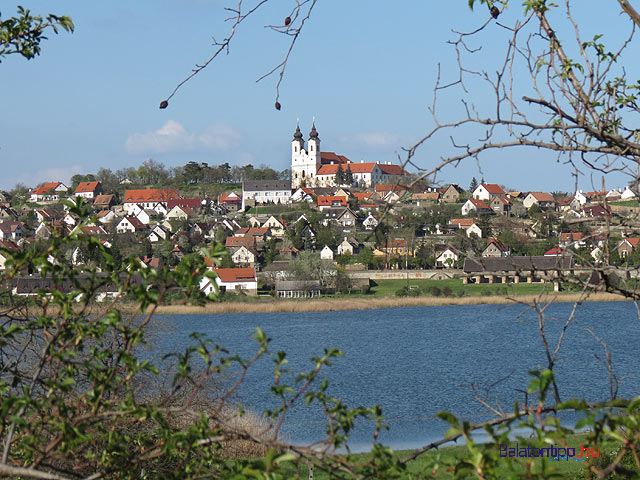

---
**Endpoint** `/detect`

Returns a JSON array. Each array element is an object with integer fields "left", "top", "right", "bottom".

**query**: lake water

[{"left": 152, "top": 302, "right": 640, "bottom": 451}]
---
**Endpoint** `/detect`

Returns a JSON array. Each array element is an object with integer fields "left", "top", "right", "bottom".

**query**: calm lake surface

[{"left": 152, "top": 302, "right": 640, "bottom": 451}]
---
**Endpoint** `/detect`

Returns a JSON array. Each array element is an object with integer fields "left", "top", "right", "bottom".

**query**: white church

[{"left": 291, "top": 123, "right": 407, "bottom": 189}]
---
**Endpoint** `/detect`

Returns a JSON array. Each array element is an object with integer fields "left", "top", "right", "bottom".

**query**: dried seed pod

[
  {"left": 159, "top": 100, "right": 169, "bottom": 109},
  {"left": 284, "top": 16, "right": 291, "bottom": 26},
  {"left": 275, "top": 101, "right": 281, "bottom": 110},
  {"left": 490, "top": 6, "right": 500, "bottom": 19}
]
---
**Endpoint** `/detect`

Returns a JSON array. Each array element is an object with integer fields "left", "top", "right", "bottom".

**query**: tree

[
  {"left": 70, "top": 173, "right": 96, "bottom": 191},
  {"left": 0, "top": 6, "right": 73, "bottom": 61},
  {"left": 344, "top": 165, "right": 354, "bottom": 186},
  {"left": 335, "top": 164, "right": 345, "bottom": 186},
  {"left": 468, "top": 176, "right": 478, "bottom": 193}
]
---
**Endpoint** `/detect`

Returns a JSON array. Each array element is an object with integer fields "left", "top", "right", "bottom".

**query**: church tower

[{"left": 291, "top": 121, "right": 321, "bottom": 188}]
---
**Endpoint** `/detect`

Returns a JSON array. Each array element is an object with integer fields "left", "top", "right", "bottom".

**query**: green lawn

[
  {"left": 269, "top": 434, "right": 618, "bottom": 479},
  {"left": 609, "top": 200, "right": 639, "bottom": 207},
  {"left": 369, "top": 278, "right": 552, "bottom": 297}
]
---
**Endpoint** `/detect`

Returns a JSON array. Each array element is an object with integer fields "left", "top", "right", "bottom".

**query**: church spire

[{"left": 309, "top": 121, "right": 319, "bottom": 140}]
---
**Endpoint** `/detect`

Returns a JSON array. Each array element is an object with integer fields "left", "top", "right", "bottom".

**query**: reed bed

[{"left": 153, "top": 292, "right": 626, "bottom": 315}]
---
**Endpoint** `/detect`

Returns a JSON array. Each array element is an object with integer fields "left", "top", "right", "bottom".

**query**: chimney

[{"left": 361, "top": 159, "right": 364, "bottom": 163}]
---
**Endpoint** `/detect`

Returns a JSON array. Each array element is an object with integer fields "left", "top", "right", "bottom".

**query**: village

[{"left": 2, "top": 124, "right": 639, "bottom": 300}]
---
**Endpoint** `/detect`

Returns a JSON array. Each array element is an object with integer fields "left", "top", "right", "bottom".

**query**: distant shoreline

[{"left": 151, "top": 292, "right": 627, "bottom": 315}]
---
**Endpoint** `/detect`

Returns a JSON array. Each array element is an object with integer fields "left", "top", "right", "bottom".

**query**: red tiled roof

[
  {"left": 353, "top": 192, "right": 373, "bottom": 201},
  {"left": 320, "top": 152, "right": 351, "bottom": 165},
  {"left": 125, "top": 217, "right": 146, "bottom": 230},
  {"left": 219, "top": 192, "right": 241, "bottom": 203},
  {"left": 560, "top": 232, "right": 583, "bottom": 242},
  {"left": 167, "top": 198, "right": 201, "bottom": 209},
  {"left": 375, "top": 184, "right": 408, "bottom": 193},
  {"left": 412, "top": 192, "right": 440, "bottom": 200},
  {"left": 556, "top": 197, "right": 574, "bottom": 206},
  {"left": 623, "top": 238, "right": 640, "bottom": 248},
  {"left": 226, "top": 236, "right": 256, "bottom": 248},
  {"left": 492, "top": 196, "right": 513, "bottom": 205},
  {"left": 544, "top": 247, "right": 564, "bottom": 256},
  {"left": 449, "top": 218, "right": 475, "bottom": 227},
  {"left": 378, "top": 164, "right": 406, "bottom": 175},
  {"left": 317, "top": 195, "right": 347, "bottom": 207},
  {"left": 124, "top": 188, "right": 179, "bottom": 203},
  {"left": 480, "top": 184, "right": 506, "bottom": 195},
  {"left": 75, "top": 181, "right": 100, "bottom": 193},
  {"left": 213, "top": 267, "right": 256, "bottom": 283},
  {"left": 467, "top": 198, "right": 489, "bottom": 209},
  {"left": 93, "top": 194, "right": 114, "bottom": 206},
  {"left": 317, "top": 163, "right": 375, "bottom": 175},
  {"left": 32, "top": 182, "right": 62, "bottom": 195},
  {"left": 528, "top": 192, "right": 555, "bottom": 202}
]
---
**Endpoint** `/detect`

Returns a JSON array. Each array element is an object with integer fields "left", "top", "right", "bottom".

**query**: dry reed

[{"left": 152, "top": 292, "right": 626, "bottom": 315}]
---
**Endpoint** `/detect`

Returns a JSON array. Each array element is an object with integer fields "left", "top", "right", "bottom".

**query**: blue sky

[{"left": 1, "top": 1, "right": 636, "bottom": 192}]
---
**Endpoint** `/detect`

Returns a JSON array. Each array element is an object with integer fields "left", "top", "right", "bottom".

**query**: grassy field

[
  {"left": 266, "top": 434, "right": 619, "bottom": 479},
  {"left": 370, "top": 278, "right": 552, "bottom": 297},
  {"left": 609, "top": 199, "right": 639, "bottom": 207}
]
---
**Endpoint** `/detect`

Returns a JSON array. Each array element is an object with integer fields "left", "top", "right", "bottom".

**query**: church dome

[
  {"left": 309, "top": 123, "right": 319, "bottom": 140},
  {"left": 293, "top": 125, "right": 303, "bottom": 141}
]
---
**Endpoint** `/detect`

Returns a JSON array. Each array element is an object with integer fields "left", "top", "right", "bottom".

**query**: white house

[
  {"left": 0, "top": 222, "right": 23, "bottom": 241},
  {"left": 165, "top": 205, "right": 191, "bottom": 222},
  {"left": 262, "top": 216, "right": 286, "bottom": 237},
  {"left": 461, "top": 198, "right": 490, "bottom": 216},
  {"left": 116, "top": 217, "right": 146, "bottom": 234},
  {"left": 97, "top": 210, "right": 117, "bottom": 224},
  {"left": 465, "top": 223, "right": 483, "bottom": 238},
  {"left": 147, "top": 224, "right": 171, "bottom": 243},
  {"left": 199, "top": 267, "right": 257, "bottom": 296},
  {"left": 74, "top": 181, "right": 102, "bottom": 199},
  {"left": 337, "top": 237, "right": 359, "bottom": 256},
  {"left": 320, "top": 245, "right": 334, "bottom": 261},
  {"left": 30, "top": 182, "right": 69, "bottom": 202},
  {"left": 621, "top": 187, "right": 637, "bottom": 200},
  {"left": 363, "top": 213, "right": 379, "bottom": 230},
  {"left": 436, "top": 246, "right": 459, "bottom": 268},
  {"left": 574, "top": 190, "right": 589, "bottom": 205},
  {"left": 472, "top": 184, "right": 506, "bottom": 201},
  {"left": 242, "top": 180, "right": 292, "bottom": 210},
  {"left": 231, "top": 246, "right": 258, "bottom": 266},
  {"left": 123, "top": 188, "right": 178, "bottom": 214},
  {"left": 523, "top": 192, "right": 556, "bottom": 209}
]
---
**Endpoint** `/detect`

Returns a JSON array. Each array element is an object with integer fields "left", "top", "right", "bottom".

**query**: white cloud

[
  {"left": 125, "top": 120, "right": 242, "bottom": 155},
  {"left": 351, "top": 132, "right": 401, "bottom": 149}
]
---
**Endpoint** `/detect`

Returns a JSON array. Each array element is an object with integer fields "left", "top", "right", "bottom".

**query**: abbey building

[{"left": 291, "top": 123, "right": 407, "bottom": 189}]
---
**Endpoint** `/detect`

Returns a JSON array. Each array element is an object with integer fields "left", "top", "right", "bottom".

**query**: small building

[
  {"left": 523, "top": 192, "right": 556, "bottom": 210},
  {"left": 461, "top": 198, "right": 491, "bottom": 216},
  {"left": 435, "top": 246, "right": 459, "bottom": 268},
  {"left": 472, "top": 183, "right": 506, "bottom": 201},
  {"left": 320, "top": 245, "right": 334, "bottom": 261},
  {"left": 439, "top": 184, "right": 464, "bottom": 203},
  {"left": 617, "top": 238, "right": 640, "bottom": 258},
  {"left": 30, "top": 182, "right": 69, "bottom": 202},
  {"left": 275, "top": 280, "right": 321, "bottom": 298},
  {"left": 242, "top": 180, "right": 292, "bottom": 210},
  {"left": 482, "top": 237, "right": 510, "bottom": 258},
  {"left": 74, "top": 181, "right": 102, "bottom": 199},
  {"left": 200, "top": 267, "right": 258, "bottom": 296},
  {"left": 362, "top": 213, "right": 379, "bottom": 230}
]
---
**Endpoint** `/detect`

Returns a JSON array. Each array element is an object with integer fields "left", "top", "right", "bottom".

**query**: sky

[{"left": 1, "top": 1, "right": 638, "bottom": 192}]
